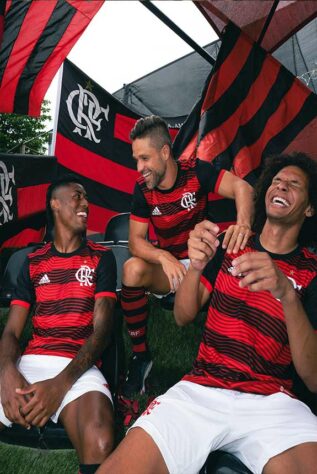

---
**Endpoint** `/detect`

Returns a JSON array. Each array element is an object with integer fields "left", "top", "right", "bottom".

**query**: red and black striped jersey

[
  {"left": 130, "top": 158, "right": 225, "bottom": 259},
  {"left": 184, "top": 235, "right": 317, "bottom": 396},
  {"left": 11, "top": 240, "right": 117, "bottom": 359}
]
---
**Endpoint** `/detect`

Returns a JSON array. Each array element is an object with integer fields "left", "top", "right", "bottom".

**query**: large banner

[
  {"left": 0, "top": 154, "right": 57, "bottom": 250},
  {"left": 173, "top": 22, "right": 317, "bottom": 229},
  {"left": 54, "top": 59, "right": 141, "bottom": 236},
  {"left": 55, "top": 59, "right": 179, "bottom": 237},
  {"left": 0, "top": 0, "right": 103, "bottom": 116}
]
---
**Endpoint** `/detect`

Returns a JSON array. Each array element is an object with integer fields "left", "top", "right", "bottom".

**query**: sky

[{"left": 46, "top": 1, "right": 218, "bottom": 125}]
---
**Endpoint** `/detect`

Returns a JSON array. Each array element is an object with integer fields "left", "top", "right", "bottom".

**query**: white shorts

[
  {"left": 153, "top": 259, "right": 190, "bottom": 298},
  {"left": 0, "top": 354, "right": 112, "bottom": 426},
  {"left": 131, "top": 380, "right": 317, "bottom": 474}
]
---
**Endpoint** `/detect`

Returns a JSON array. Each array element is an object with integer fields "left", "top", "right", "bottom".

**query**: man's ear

[
  {"left": 161, "top": 143, "right": 170, "bottom": 161},
  {"left": 305, "top": 204, "right": 314, "bottom": 217},
  {"left": 50, "top": 197, "right": 60, "bottom": 213}
]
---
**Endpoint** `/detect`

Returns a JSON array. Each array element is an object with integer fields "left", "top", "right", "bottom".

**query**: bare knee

[
  {"left": 81, "top": 419, "right": 114, "bottom": 463},
  {"left": 122, "top": 257, "right": 151, "bottom": 287}
]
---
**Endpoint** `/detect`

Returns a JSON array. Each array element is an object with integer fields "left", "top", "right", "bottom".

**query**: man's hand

[
  {"left": 1, "top": 365, "right": 32, "bottom": 429},
  {"left": 17, "top": 377, "right": 68, "bottom": 427},
  {"left": 231, "top": 252, "right": 294, "bottom": 300},
  {"left": 158, "top": 253, "right": 187, "bottom": 292},
  {"left": 222, "top": 224, "right": 252, "bottom": 254},
  {"left": 188, "top": 221, "right": 220, "bottom": 272}
]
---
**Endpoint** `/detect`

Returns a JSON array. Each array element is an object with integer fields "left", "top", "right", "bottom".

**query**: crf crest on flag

[
  {"left": 173, "top": 22, "right": 317, "bottom": 230},
  {"left": 0, "top": 154, "right": 57, "bottom": 250},
  {"left": 54, "top": 59, "right": 140, "bottom": 236},
  {"left": 55, "top": 59, "right": 179, "bottom": 237}
]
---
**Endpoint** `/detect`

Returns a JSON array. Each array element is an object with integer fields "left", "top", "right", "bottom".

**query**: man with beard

[
  {"left": 0, "top": 177, "right": 117, "bottom": 474},
  {"left": 97, "top": 152, "right": 317, "bottom": 474},
  {"left": 121, "top": 115, "right": 254, "bottom": 398}
]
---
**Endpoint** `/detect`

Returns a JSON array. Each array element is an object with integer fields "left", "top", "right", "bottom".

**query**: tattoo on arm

[{"left": 61, "top": 298, "right": 115, "bottom": 384}]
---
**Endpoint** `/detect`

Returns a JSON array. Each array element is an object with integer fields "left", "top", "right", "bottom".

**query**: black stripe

[
  {"left": 0, "top": 0, "right": 30, "bottom": 84},
  {"left": 0, "top": 211, "right": 46, "bottom": 246},
  {"left": 263, "top": 92, "right": 317, "bottom": 157},
  {"left": 35, "top": 297, "right": 94, "bottom": 316},
  {"left": 14, "top": 0, "right": 77, "bottom": 114},
  {"left": 203, "top": 329, "right": 290, "bottom": 379},
  {"left": 0, "top": 0, "right": 6, "bottom": 17},
  {"left": 198, "top": 42, "right": 266, "bottom": 147},
  {"left": 34, "top": 324, "right": 92, "bottom": 340},
  {"left": 192, "top": 359, "right": 253, "bottom": 383},
  {"left": 57, "top": 164, "right": 133, "bottom": 213},
  {"left": 207, "top": 199, "right": 236, "bottom": 224},
  {"left": 210, "top": 289, "right": 288, "bottom": 344}
]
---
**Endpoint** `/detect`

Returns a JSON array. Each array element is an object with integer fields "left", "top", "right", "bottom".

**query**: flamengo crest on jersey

[
  {"left": 75, "top": 265, "right": 95, "bottom": 286},
  {"left": 180, "top": 191, "right": 197, "bottom": 211}
]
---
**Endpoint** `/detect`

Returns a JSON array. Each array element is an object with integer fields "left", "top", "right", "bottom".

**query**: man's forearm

[
  {"left": 234, "top": 181, "right": 254, "bottom": 226},
  {"left": 282, "top": 291, "right": 317, "bottom": 392},
  {"left": 56, "top": 299, "right": 115, "bottom": 389},
  {"left": 174, "top": 265, "right": 203, "bottom": 326},
  {"left": 129, "top": 236, "right": 172, "bottom": 265},
  {"left": 0, "top": 333, "right": 22, "bottom": 375}
]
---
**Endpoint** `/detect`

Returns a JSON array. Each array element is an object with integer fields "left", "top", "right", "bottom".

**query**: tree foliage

[{"left": 0, "top": 100, "right": 51, "bottom": 155}]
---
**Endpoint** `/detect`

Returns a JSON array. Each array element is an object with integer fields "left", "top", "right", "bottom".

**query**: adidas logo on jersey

[
  {"left": 152, "top": 206, "right": 162, "bottom": 216},
  {"left": 39, "top": 274, "right": 50, "bottom": 285}
]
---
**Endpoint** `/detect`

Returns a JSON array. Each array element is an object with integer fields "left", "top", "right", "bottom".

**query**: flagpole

[{"left": 50, "top": 63, "right": 64, "bottom": 155}]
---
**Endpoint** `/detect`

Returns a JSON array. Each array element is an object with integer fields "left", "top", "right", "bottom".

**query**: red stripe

[
  {"left": 0, "top": 1, "right": 58, "bottom": 113},
  {"left": 95, "top": 291, "right": 117, "bottom": 300},
  {"left": 201, "top": 34, "right": 252, "bottom": 114},
  {"left": 130, "top": 214, "right": 149, "bottom": 224},
  {"left": 17, "top": 184, "right": 49, "bottom": 218},
  {"left": 1, "top": 227, "right": 45, "bottom": 249},
  {"left": 87, "top": 203, "right": 117, "bottom": 234},
  {"left": 114, "top": 114, "right": 137, "bottom": 143},
  {"left": 114, "top": 114, "right": 179, "bottom": 144},
  {"left": 197, "top": 59, "right": 281, "bottom": 164},
  {"left": 11, "top": 300, "right": 31, "bottom": 309},
  {"left": 55, "top": 133, "right": 138, "bottom": 193},
  {"left": 28, "top": 2, "right": 103, "bottom": 116},
  {"left": 234, "top": 75, "right": 310, "bottom": 177}
]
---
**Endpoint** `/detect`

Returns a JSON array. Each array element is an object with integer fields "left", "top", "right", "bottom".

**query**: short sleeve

[
  {"left": 195, "top": 159, "right": 225, "bottom": 194},
  {"left": 95, "top": 249, "right": 117, "bottom": 299},
  {"left": 11, "top": 257, "right": 35, "bottom": 307},
  {"left": 130, "top": 182, "right": 150, "bottom": 222}
]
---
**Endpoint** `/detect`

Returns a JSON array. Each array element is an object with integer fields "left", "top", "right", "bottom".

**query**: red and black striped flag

[
  {"left": 55, "top": 59, "right": 140, "bottom": 237},
  {"left": 55, "top": 59, "right": 179, "bottom": 238},
  {"left": 0, "top": 153, "right": 57, "bottom": 250},
  {"left": 173, "top": 22, "right": 317, "bottom": 229},
  {"left": 0, "top": 0, "right": 103, "bottom": 116}
]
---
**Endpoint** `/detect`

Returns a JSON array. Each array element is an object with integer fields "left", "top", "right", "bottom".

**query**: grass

[{"left": 0, "top": 300, "right": 206, "bottom": 473}]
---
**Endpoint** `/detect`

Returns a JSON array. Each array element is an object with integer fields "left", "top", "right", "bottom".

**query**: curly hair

[
  {"left": 130, "top": 115, "right": 172, "bottom": 151},
  {"left": 253, "top": 152, "right": 317, "bottom": 247}
]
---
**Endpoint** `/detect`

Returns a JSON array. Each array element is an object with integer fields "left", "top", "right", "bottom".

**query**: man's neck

[
  {"left": 259, "top": 222, "right": 299, "bottom": 254},
  {"left": 53, "top": 231, "right": 83, "bottom": 254},
  {"left": 158, "top": 158, "right": 178, "bottom": 190}
]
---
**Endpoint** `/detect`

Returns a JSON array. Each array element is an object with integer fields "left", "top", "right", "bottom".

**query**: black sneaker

[{"left": 122, "top": 353, "right": 153, "bottom": 398}]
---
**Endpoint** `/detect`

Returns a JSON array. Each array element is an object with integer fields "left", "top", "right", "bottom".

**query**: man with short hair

[
  {"left": 97, "top": 152, "right": 317, "bottom": 474},
  {"left": 122, "top": 115, "right": 254, "bottom": 397},
  {"left": 0, "top": 177, "right": 117, "bottom": 474}
]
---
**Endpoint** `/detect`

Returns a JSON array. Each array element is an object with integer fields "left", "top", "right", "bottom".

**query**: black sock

[{"left": 78, "top": 464, "right": 100, "bottom": 474}]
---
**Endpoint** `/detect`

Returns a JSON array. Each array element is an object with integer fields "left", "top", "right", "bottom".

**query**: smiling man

[
  {"left": 97, "top": 152, "right": 317, "bottom": 474},
  {"left": 0, "top": 177, "right": 117, "bottom": 474},
  {"left": 121, "top": 115, "right": 254, "bottom": 398}
]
